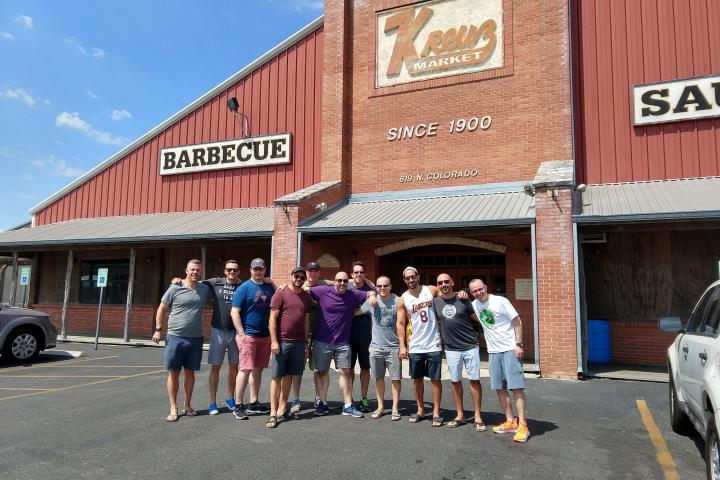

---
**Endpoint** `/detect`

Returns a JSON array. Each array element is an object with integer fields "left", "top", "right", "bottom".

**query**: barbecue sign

[
  {"left": 376, "top": 0, "right": 504, "bottom": 87},
  {"left": 160, "top": 133, "right": 291, "bottom": 176}
]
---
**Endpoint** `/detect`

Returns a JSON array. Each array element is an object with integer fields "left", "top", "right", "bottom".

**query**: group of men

[{"left": 153, "top": 257, "right": 530, "bottom": 443}]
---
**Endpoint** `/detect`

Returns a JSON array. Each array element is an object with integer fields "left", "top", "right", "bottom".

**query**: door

[
  {"left": 679, "top": 286, "right": 715, "bottom": 413},
  {"left": 688, "top": 286, "right": 720, "bottom": 415}
]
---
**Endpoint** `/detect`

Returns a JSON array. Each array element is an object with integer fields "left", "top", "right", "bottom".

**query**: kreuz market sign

[
  {"left": 159, "top": 133, "right": 291, "bottom": 176},
  {"left": 376, "top": 0, "right": 504, "bottom": 88}
]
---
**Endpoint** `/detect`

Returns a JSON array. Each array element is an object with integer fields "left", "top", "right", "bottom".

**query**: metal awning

[
  {"left": 574, "top": 177, "right": 720, "bottom": 224},
  {"left": 0, "top": 207, "right": 274, "bottom": 249},
  {"left": 299, "top": 188, "right": 535, "bottom": 233}
]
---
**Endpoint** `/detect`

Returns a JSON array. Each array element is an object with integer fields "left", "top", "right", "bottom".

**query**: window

[
  {"left": 79, "top": 260, "right": 129, "bottom": 304},
  {"left": 700, "top": 288, "right": 720, "bottom": 336},
  {"left": 686, "top": 287, "right": 715, "bottom": 334}
]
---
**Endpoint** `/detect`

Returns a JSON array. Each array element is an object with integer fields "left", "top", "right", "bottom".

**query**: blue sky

[{"left": 0, "top": 0, "right": 323, "bottom": 231}]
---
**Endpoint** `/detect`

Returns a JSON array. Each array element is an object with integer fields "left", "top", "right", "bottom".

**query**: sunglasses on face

[
  {"left": 293, "top": 274, "right": 306, "bottom": 280},
  {"left": 376, "top": 284, "right": 390, "bottom": 288},
  {"left": 404, "top": 275, "right": 417, "bottom": 281},
  {"left": 335, "top": 278, "right": 349, "bottom": 284},
  {"left": 225, "top": 268, "right": 238, "bottom": 272},
  {"left": 437, "top": 279, "right": 451, "bottom": 285}
]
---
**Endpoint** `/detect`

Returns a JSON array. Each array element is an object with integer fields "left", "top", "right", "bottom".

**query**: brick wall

[
  {"left": 535, "top": 188, "right": 578, "bottom": 378},
  {"left": 609, "top": 321, "right": 675, "bottom": 367}
]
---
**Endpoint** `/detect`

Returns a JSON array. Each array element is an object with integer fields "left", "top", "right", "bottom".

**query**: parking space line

[
  {"left": 0, "top": 375, "right": 125, "bottom": 378},
  {"left": 636, "top": 399, "right": 680, "bottom": 480},
  {"left": 0, "top": 355, "right": 120, "bottom": 374},
  {"left": 0, "top": 369, "right": 165, "bottom": 401},
  {"left": 34, "top": 365, "right": 163, "bottom": 368}
]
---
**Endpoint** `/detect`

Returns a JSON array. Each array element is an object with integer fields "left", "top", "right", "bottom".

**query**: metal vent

[{"left": 581, "top": 232, "right": 607, "bottom": 244}]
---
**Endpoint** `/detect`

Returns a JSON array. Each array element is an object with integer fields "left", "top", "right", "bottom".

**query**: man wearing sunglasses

[
  {"left": 433, "top": 273, "right": 485, "bottom": 431},
  {"left": 347, "top": 260, "right": 375, "bottom": 413},
  {"left": 266, "top": 266, "right": 312, "bottom": 427},
  {"left": 397, "top": 266, "right": 469, "bottom": 427},
  {"left": 360, "top": 276, "right": 402, "bottom": 420},
  {"left": 309, "top": 271, "right": 377, "bottom": 418},
  {"left": 231, "top": 258, "right": 276, "bottom": 420}
]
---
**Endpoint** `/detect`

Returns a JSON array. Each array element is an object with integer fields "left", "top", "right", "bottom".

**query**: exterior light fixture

[{"left": 226, "top": 97, "right": 250, "bottom": 138}]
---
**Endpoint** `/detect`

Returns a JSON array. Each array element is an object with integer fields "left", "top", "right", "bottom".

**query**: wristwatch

[
  {"left": 516, "top": 342, "right": 524, "bottom": 347},
  {"left": 155, "top": 326, "right": 162, "bottom": 332}
]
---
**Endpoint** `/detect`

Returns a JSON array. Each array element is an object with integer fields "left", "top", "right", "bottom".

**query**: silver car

[
  {"left": 0, "top": 304, "right": 58, "bottom": 363},
  {"left": 660, "top": 280, "right": 720, "bottom": 480}
]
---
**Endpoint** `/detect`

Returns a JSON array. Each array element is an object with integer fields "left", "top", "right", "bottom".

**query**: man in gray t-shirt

[
  {"left": 153, "top": 259, "right": 212, "bottom": 422},
  {"left": 359, "top": 276, "right": 402, "bottom": 420}
]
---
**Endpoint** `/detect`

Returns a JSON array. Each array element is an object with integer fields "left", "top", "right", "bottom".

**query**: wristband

[{"left": 516, "top": 342, "right": 523, "bottom": 347}]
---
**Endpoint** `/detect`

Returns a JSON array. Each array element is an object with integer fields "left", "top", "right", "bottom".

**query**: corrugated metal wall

[
  {"left": 574, "top": 0, "right": 720, "bottom": 184},
  {"left": 36, "top": 27, "right": 323, "bottom": 226}
]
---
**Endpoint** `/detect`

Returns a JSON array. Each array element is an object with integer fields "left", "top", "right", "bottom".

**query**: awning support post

[
  {"left": 123, "top": 248, "right": 136, "bottom": 343},
  {"left": 9, "top": 252, "right": 18, "bottom": 306},
  {"left": 61, "top": 250, "right": 74, "bottom": 340}
]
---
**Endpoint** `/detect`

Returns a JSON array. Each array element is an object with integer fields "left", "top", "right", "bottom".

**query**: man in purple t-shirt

[{"left": 310, "top": 271, "right": 376, "bottom": 418}]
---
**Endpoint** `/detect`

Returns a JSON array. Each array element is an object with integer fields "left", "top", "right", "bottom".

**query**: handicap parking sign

[
  {"left": 19, "top": 266, "right": 30, "bottom": 285},
  {"left": 97, "top": 268, "right": 109, "bottom": 288}
]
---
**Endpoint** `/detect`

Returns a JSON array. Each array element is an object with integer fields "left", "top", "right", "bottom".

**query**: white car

[{"left": 660, "top": 280, "right": 720, "bottom": 480}]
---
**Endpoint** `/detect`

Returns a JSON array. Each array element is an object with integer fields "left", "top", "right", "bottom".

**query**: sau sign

[
  {"left": 633, "top": 75, "right": 720, "bottom": 126},
  {"left": 160, "top": 133, "right": 291, "bottom": 176}
]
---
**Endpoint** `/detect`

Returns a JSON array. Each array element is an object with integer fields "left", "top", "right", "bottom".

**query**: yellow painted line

[
  {"left": 0, "top": 387, "right": 54, "bottom": 391},
  {"left": 0, "top": 375, "right": 124, "bottom": 378},
  {"left": 0, "top": 369, "right": 165, "bottom": 401},
  {"left": 636, "top": 399, "right": 680, "bottom": 480}
]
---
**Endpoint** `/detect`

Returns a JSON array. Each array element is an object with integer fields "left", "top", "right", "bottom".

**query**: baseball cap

[
  {"left": 403, "top": 266, "right": 419, "bottom": 276},
  {"left": 291, "top": 266, "right": 306, "bottom": 275},
  {"left": 305, "top": 261, "right": 320, "bottom": 271},
  {"left": 250, "top": 258, "right": 266, "bottom": 269}
]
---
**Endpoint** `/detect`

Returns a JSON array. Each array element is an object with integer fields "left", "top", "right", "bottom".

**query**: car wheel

[
  {"left": 2, "top": 327, "right": 40, "bottom": 363},
  {"left": 669, "top": 375, "right": 692, "bottom": 435},
  {"left": 708, "top": 415, "right": 719, "bottom": 480}
]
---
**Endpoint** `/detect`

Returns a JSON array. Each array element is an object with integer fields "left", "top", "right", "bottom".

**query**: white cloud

[
  {"left": 29, "top": 154, "right": 85, "bottom": 178},
  {"left": 55, "top": 111, "right": 127, "bottom": 146},
  {"left": 111, "top": 109, "right": 131, "bottom": 121},
  {"left": 2, "top": 32, "right": 14, "bottom": 40},
  {"left": 85, "top": 89, "right": 99, "bottom": 99},
  {"left": 23, "top": 174, "right": 34, "bottom": 182},
  {"left": 64, "top": 37, "right": 106, "bottom": 58},
  {"left": 17, "top": 192, "right": 33, "bottom": 200},
  {"left": 14, "top": 15, "right": 33, "bottom": 29},
  {"left": 0, "top": 88, "right": 36, "bottom": 107}
]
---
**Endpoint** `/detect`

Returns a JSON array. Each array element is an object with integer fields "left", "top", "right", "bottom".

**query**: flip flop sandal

[
  {"left": 475, "top": 422, "right": 487, "bottom": 432},
  {"left": 182, "top": 408, "right": 197, "bottom": 417},
  {"left": 391, "top": 411, "right": 402, "bottom": 421},
  {"left": 166, "top": 411, "right": 179, "bottom": 422},
  {"left": 447, "top": 419, "right": 466, "bottom": 428},
  {"left": 371, "top": 410, "right": 384, "bottom": 419},
  {"left": 432, "top": 417, "right": 444, "bottom": 427},
  {"left": 409, "top": 413, "right": 426, "bottom": 423},
  {"left": 266, "top": 416, "right": 278, "bottom": 428}
]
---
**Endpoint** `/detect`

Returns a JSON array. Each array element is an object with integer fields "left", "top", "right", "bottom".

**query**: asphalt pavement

[{"left": 0, "top": 343, "right": 707, "bottom": 479}]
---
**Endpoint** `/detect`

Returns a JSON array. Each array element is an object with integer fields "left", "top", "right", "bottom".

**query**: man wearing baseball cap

[
  {"left": 266, "top": 266, "right": 312, "bottom": 427},
  {"left": 230, "top": 258, "right": 276, "bottom": 420}
]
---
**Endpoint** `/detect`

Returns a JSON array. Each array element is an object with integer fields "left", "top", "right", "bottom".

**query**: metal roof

[
  {"left": 28, "top": 16, "right": 324, "bottom": 216},
  {"left": 299, "top": 190, "right": 534, "bottom": 233},
  {"left": 574, "top": 177, "right": 720, "bottom": 223},
  {"left": 0, "top": 208, "right": 274, "bottom": 249}
]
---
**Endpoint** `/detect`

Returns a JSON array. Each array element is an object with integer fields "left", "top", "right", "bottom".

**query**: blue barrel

[{"left": 587, "top": 319, "right": 612, "bottom": 364}]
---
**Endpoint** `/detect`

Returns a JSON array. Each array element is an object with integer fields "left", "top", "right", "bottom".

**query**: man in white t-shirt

[{"left": 470, "top": 278, "right": 530, "bottom": 443}]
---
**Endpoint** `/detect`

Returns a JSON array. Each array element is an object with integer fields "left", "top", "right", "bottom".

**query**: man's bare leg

[
  {"left": 209, "top": 365, "right": 221, "bottom": 404},
  {"left": 450, "top": 381, "right": 465, "bottom": 422},
  {"left": 512, "top": 389, "right": 527, "bottom": 424},
  {"left": 390, "top": 380, "right": 401, "bottom": 413},
  {"left": 469, "top": 380, "right": 483, "bottom": 425},
  {"left": 167, "top": 370, "right": 180, "bottom": 418},
  {"left": 183, "top": 368, "right": 195, "bottom": 413}
]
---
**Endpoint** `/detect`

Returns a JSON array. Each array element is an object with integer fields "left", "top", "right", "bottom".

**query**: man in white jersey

[
  {"left": 397, "top": 266, "right": 468, "bottom": 427},
  {"left": 469, "top": 278, "right": 530, "bottom": 443}
]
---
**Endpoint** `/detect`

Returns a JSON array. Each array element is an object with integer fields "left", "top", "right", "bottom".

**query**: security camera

[{"left": 523, "top": 183, "right": 535, "bottom": 196}]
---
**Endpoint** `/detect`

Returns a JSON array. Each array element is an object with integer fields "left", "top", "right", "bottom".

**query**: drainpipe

[{"left": 531, "top": 223, "right": 540, "bottom": 372}]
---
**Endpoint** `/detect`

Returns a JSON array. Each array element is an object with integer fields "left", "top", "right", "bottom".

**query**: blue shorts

[
  {"left": 207, "top": 328, "right": 239, "bottom": 366},
  {"left": 445, "top": 347, "right": 481, "bottom": 382},
  {"left": 271, "top": 341, "right": 306, "bottom": 378},
  {"left": 164, "top": 335, "right": 203, "bottom": 371},
  {"left": 489, "top": 350, "right": 525, "bottom": 390},
  {"left": 408, "top": 351, "right": 442, "bottom": 380}
]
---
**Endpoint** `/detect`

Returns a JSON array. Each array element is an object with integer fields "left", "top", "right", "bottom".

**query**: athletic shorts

[
  {"left": 445, "top": 347, "right": 481, "bottom": 382},
  {"left": 237, "top": 335, "right": 271, "bottom": 371},
  {"left": 207, "top": 328, "right": 239, "bottom": 366},
  {"left": 369, "top": 346, "right": 401, "bottom": 381},
  {"left": 313, "top": 340, "right": 351, "bottom": 370},
  {"left": 408, "top": 351, "right": 442, "bottom": 380},
  {"left": 350, "top": 326, "right": 371, "bottom": 370},
  {"left": 271, "top": 341, "right": 306, "bottom": 378},
  {"left": 164, "top": 335, "right": 203, "bottom": 371},
  {"left": 489, "top": 350, "right": 525, "bottom": 390}
]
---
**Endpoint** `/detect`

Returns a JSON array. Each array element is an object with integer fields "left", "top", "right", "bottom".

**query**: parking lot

[{"left": 0, "top": 342, "right": 707, "bottom": 479}]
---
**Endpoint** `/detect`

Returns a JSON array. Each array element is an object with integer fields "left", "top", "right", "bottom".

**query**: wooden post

[
  {"left": 60, "top": 250, "right": 74, "bottom": 340},
  {"left": 123, "top": 248, "right": 136, "bottom": 342},
  {"left": 200, "top": 245, "right": 206, "bottom": 274},
  {"left": 9, "top": 252, "right": 18, "bottom": 306}
]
